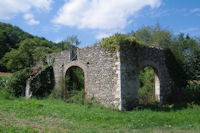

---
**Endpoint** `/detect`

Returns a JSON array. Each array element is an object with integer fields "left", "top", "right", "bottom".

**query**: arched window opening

[
  {"left": 64, "top": 66, "right": 85, "bottom": 102},
  {"left": 139, "top": 66, "right": 160, "bottom": 105}
]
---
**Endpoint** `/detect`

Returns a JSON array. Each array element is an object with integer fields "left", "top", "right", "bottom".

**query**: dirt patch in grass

[
  {"left": 38, "top": 115, "right": 67, "bottom": 122},
  {"left": 0, "top": 113, "right": 70, "bottom": 132},
  {"left": 0, "top": 111, "right": 4, "bottom": 115}
]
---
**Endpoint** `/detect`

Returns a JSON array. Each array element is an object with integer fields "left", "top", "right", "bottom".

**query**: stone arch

[
  {"left": 137, "top": 57, "right": 168, "bottom": 104},
  {"left": 63, "top": 61, "right": 88, "bottom": 97},
  {"left": 137, "top": 64, "right": 161, "bottom": 103}
]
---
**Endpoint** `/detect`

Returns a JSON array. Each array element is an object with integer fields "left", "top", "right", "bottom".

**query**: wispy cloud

[
  {"left": 24, "top": 13, "right": 39, "bottom": 25},
  {"left": 184, "top": 8, "right": 200, "bottom": 16},
  {"left": 190, "top": 8, "right": 200, "bottom": 13},
  {"left": 138, "top": 8, "right": 169, "bottom": 18},
  {"left": 0, "top": 0, "right": 52, "bottom": 20}
]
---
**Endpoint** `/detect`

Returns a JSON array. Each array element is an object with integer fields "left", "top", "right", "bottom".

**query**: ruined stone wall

[
  {"left": 51, "top": 50, "right": 71, "bottom": 95},
  {"left": 77, "top": 45, "right": 121, "bottom": 109},
  {"left": 51, "top": 45, "right": 122, "bottom": 109},
  {"left": 50, "top": 44, "right": 174, "bottom": 110},
  {"left": 137, "top": 46, "right": 173, "bottom": 103},
  {"left": 120, "top": 45, "right": 173, "bottom": 110}
]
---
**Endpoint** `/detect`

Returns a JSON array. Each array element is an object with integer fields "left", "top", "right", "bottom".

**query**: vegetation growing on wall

[
  {"left": 100, "top": 33, "right": 138, "bottom": 52},
  {"left": 30, "top": 66, "right": 55, "bottom": 97}
]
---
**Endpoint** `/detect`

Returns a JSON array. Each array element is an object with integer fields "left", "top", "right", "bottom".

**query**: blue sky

[{"left": 0, "top": 0, "right": 200, "bottom": 47}]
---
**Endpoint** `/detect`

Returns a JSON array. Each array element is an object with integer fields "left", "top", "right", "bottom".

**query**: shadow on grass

[{"left": 133, "top": 102, "right": 198, "bottom": 112}]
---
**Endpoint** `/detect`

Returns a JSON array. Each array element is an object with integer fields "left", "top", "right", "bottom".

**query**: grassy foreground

[{"left": 0, "top": 95, "right": 200, "bottom": 133}]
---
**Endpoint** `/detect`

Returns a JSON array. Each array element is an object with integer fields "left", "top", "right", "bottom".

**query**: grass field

[
  {"left": 0, "top": 94, "right": 200, "bottom": 133},
  {"left": 0, "top": 73, "right": 200, "bottom": 133}
]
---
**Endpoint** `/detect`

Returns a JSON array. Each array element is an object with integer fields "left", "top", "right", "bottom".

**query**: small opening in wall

[{"left": 70, "top": 49, "right": 77, "bottom": 61}]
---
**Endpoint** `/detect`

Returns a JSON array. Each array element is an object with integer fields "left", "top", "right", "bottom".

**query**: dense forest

[{"left": 0, "top": 22, "right": 78, "bottom": 72}]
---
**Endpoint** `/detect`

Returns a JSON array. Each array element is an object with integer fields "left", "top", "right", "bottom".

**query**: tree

[
  {"left": 3, "top": 38, "right": 54, "bottom": 72},
  {"left": 171, "top": 33, "right": 200, "bottom": 80},
  {"left": 65, "top": 35, "right": 81, "bottom": 47},
  {"left": 129, "top": 23, "right": 173, "bottom": 48},
  {"left": 54, "top": 35, "right": 80, "bottom": 51},
  {"left": 3, "top": 39, "right": 35, "bottom": 71}
]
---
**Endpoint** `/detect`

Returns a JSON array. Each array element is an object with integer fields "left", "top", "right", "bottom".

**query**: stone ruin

[{"left": 49, "top": 44, "right": 175, "bottom": 110}]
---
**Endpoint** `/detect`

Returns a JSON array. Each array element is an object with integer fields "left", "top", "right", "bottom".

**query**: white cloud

[
  {"left": 96, "top": 32, "right": 112, "bottom": 40},
  {"left": 184, "top": 8, "right": 200, "bottom": 16},
  {"left": 0, "top": 0, "right": 52, "bottom": 19},
  {"left": 54, "top": 38, "right": 64, "bottom": 43},
  {"left": 53, "top": 0, "right": 162, "bottom": 32},
  {"left": 190, "top": 8, "right": 200, "bottom": 13},
  {"left": 180, "top": 27, "right": 200, "bottom": 36},
  {"left": 181, "top": 27, "right": 200, "bottom": 33},
  {"left": 24, "top": 13, "right": 40, "bottom": 25},
  {"left": 146, "top": 9, "right": 168, "bottom": 18}
]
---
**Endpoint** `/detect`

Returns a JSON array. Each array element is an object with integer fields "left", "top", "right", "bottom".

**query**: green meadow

[{"left": 0, "top": 94, "right": 200, "bottom": 133}]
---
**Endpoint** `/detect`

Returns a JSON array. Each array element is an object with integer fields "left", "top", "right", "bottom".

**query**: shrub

[
  {"left": 6, "top": 68, "right": 33, "bottom": 97},
  {"left": 29, "top": 66, "right": 54, "bottom": 97},
  {"left": 65, "top": 89, "right": 85, "bottom": 104},
  {"left": 0, "top": 90, "right": 13, "bottom": 100},
  {"left": 139, "top": 67, "right": 155, "bottom": 105},
  {"left": 0, "top": 76, "right": 8, "bottom": 89},
  {"left": 182, "top": 81, "right": 200, "bottom": 104},
  {"left": 100, "top": 33, "right": 137, "bottom": 52}
]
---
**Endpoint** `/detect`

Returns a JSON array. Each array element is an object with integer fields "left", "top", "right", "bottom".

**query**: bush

[
  {"left": 0, "top": 76, "right": 8, "bottom": 89},
  {"left": 100, "top": 34, "right": 137, "bottom": 52},
  {"left": 6, "top": 68, "right": 33, "bottom": 97},
  {"left": 182, "top": 81, "right": 200, "bottom": 104},
  {"left": 0, "top": 90, "right": 13, "bottom": 100},
  {"left": 139, "top": 67, "right": 155, "bottom": 105},
  {"left": 65, "top": 89, "right": 85, "bottom": 104},
  {"left": 30, "top": 66, "right": 55, "bottom": 97}
]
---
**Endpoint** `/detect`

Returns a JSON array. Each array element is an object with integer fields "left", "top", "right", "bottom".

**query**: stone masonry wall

[
  {"left": 52, "top": 45, "right": 122, "bottom": 110},
  {"left": 78, "top": 45, "right": 121, "bottom": 109},
  {"left": 50, "top": 44, "right": 174, "bottom": 110},
  {"left": 120, "top": 45, "right": 173, "bottom": 110}
]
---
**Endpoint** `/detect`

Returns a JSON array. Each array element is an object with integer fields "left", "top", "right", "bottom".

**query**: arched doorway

[
  {"left": 63, "top": 61, "right": 87, "bottom": 101},
  {"left": 138, "top": 66, "right": 160, "bottom": 105},
  {"left": 64, "top": 66, "right": 85, "bottom": 99}
]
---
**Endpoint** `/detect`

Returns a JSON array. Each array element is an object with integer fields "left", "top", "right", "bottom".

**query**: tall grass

[{"left": 0, "top": 97, "right": 200, "bottom": 132}]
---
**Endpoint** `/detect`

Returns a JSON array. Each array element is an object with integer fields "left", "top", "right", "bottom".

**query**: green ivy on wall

[{"left": 29, "top": 66, "right": 55, "bottom": 97}]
